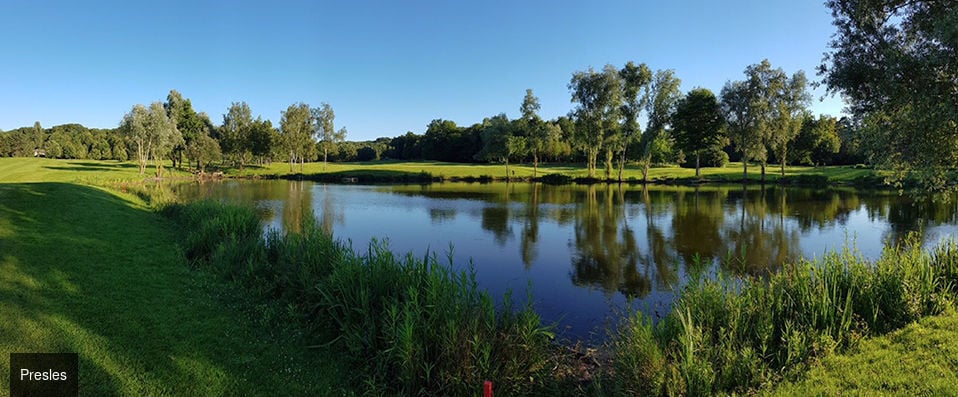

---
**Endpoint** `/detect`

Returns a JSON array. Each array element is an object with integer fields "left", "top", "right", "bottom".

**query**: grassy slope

[
  {"left": 0, "top": 162, "right": 344, "bottom": 394},
  {"left": 769, "top": 309, "right": 958, "bottom": 395},
  {"left": 231, "top": 159, "right": 878, "bottom": 182}
]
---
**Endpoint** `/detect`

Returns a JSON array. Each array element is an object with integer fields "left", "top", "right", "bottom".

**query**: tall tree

[
  {"left": 721, "top": 80, "right": 761, "bottom": 181},
  {"left": 32, "top": 121, "right": 43, "bottom": 155},
  {"left": 569, "top": 65, "right": 623, "bottom": 178},
  {"left": 221, "top": 102, "right": 254, "bottom": 169},
  {"left": 822, "top": 0, "right": 958, "bottom": 191},
  {"left": 120, "top": 104, "right": 150, "bottom": 174},
  {"left": 618, "top": 61, "right": 652, "bottom": 182},
  {"left": 165, "top": 90, "right": 206, "bottom": 169},
  {"left": 769, "top": 70, "right": 811, "bottom": 177},
  {"left": 146, "top": 102, "right": 180, "bottom": 177},
  {"left": 249, "top": 117, "right": 275, "bottom": 165},
  {"left": 519, "top": 89, "right": 546, "bottom": 177},
  {"left": 314, "top": 103, "right": 345, "bottom": 170},
  {"left": 280, "top": 103, "right": 313, "bottom": 172},
  {"left": 640, "top": 69, "right": 682, "bottom": 182},
  {"left": 672, "top": 88, "right": 727, "bottom": 177}
]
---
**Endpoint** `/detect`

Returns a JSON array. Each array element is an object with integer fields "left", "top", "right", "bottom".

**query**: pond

[{"left": 174, "top": 180, "right": 958, "bottom": 342}]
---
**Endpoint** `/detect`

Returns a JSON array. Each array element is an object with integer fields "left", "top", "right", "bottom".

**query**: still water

[{"left": 175, "top": 181, "right": 958, "bottom": 341}]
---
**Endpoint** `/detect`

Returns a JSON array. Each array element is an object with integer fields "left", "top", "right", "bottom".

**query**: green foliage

[
  {"left": 639, "top": 69, "right": 683, "bottom": 180},
  {"left": 608, "top": 238, "right": 958, "bottom": 395},
  {"left": 220, "top": 102, "right": 255, "bottom": 169},
  {"left": 166, "top": 200, "right": 557, "bottom": 395},
  {"left": 280, "top": 103, "right": 314, "bottom": 171},
  {"left": 569, "top": 64, "right": 624, "bottom": 178},
  {"left": 314, "top": 103, "right": 346, "bottom": 168},
  {"left": 822, "top": 0, "right": 958, "bottom": 192},
  {"left": 791, "top": 114, "right": 841, "bottom": 166},
  {"left": 672, "top": 88, "right": 726, "bottom": 176}
]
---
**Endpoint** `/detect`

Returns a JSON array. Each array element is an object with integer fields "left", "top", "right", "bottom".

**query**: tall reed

[
  {"left": 610, "top": 237, "right": 958, "bottom": 395},
  {"left": 164, "top": 200, "right": 555, "bottom": 395}
]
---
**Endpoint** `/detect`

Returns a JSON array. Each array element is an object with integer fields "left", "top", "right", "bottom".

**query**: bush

[{"left": 538, "top": 173, "right": 573, "bottom": 185}]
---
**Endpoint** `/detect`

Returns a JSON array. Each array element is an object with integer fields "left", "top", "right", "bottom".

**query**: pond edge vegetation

[{"left": 152, "top": 183, "right": 958, "bottom": 395}]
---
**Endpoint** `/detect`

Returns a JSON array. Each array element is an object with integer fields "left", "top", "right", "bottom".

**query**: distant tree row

[
  {"left": 2, "top": 60, "right": 869, "bottom": 177},
  {"left": 0, "top": 90, "right": 350, "bottom": 175}
]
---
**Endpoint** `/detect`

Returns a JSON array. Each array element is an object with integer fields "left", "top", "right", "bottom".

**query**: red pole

[{"left": 483, "top": 380, "right": 493, "bottom": 397}]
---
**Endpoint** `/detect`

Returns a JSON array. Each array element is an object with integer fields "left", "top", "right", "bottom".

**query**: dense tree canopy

[
  {"left": 822, "top": 0, "right": 958, "bottom": 190},
  {"left": 672, "top": 88, "right": 726, "bottom": 177}
]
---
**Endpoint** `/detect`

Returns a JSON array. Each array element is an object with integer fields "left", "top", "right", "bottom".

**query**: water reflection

[{"left": 175, "top": 181, "right": 958, "bottom": 341}]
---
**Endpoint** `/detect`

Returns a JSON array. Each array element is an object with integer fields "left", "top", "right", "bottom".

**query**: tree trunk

[
  {"left": 604, "top": 148, "right": 614, "bottom": 180},
  {"left": 618, "top": 145, "right": 628, "bottom": 184},
  {"left": 641, "top": 154, "right": 651, "bottom": 183},
  {"left": 695, "top": 152, "right": 701, "bottom": 178},
  {"left": 289, "top": 151, "right": 294, "bottom": 172},
  {"left": 533, "top": 151, "right": 538, "bottom": 178},
  {"left": 761, "top": 162, "right": 766, "bottom": 184},
  {"left": 505, "top": 157, "right": 510, "bottom": 181},
  {"left": 323, "top": 147, "right": 328, "bottom": 171},
  {"left": 781, "top": 151, "right": 787, "bottom": 177},
  {"left": 742, "top": 149, "right": 748, "bottom": 182}
]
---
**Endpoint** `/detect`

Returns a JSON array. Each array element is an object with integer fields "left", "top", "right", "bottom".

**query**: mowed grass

[
  {"left": 0, "top": 156, "right": 878, "bottom": 184},
  {"left": 0, "top": 181, "right": 345, "bottom": 395},
  {"left": 0, "top": 157, "right": 191, "bottom": 183},
  {"left": 769, "top": 309, "right": 958, "bottom": 395},
  {"left": 234, "top": 159, "right": 878, "bottom": 183}
]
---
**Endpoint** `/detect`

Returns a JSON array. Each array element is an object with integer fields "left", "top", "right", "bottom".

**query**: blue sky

[{"left": 1, "top": 0, "right": 843, "bottom": 141}]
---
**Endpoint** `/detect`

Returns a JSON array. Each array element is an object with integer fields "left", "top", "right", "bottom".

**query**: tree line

[{"left": 1, "top": 61, "right": 868, "bottom": 178}]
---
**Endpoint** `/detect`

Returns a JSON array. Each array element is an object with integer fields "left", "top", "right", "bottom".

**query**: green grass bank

[
  {"left": 0, "top": 182, "right": 345, "bottom": 395},
  {"left": 3, "top": 156, "right": 956, "bottom": 395}
]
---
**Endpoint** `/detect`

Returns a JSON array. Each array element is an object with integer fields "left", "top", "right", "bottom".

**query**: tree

[
  {"left": 618, "top": 61, "right": 653, "bottom": 182},
  {"left": 791, "top": 114, "right": 841, "bottom": 166},
  {"left": 769, "top": 70, "right": 811, "bottom": 177},
  {"left": 519, "top": 89, "right": 546, "bottom": 177},
  {"left": 421, "top": 119, "right": 463, "bottom": 162},
  {"left": 186, "top": 132, "right": 222, "bottom": 172},
  {"left": 640, "top": 69, "right": 682, "bottom": 182},
  {"left": 165, "top": 90, "right": 206, "bottom": 169},
  {"left": 221, "top": 102, "right": 254, "bottom": 169},
  {"left": 120, "top": 102, "right": 177, "bottom": 176},
  {"left": 569, "top": 65, "right": 623, "bottom": 178},
  {"left": 822, "top": 0, "right": 958, "bottom": 191},
  {"left": 314, "top": 103, "right": 345, "bottom": 169},
  {"left": 146, "top": 102, "right": 180, "bottom": 177},
  {"left": 250, "top": 117, "right": 275, "bottom": 165},
  {"left": 477, "top": 114, "right": 521, "bottom": 178},
  {"left": 672, "top": 88, "right": 727, "bottom": 177},
  {"left": 280, "top": 103, "right": 313, "bottom": 172},
  {"left": 120, "top": 104, "right": 150, "bottom": 174},
  {"left": 32, "top": 121, "right": 44, "bottom": 154}
]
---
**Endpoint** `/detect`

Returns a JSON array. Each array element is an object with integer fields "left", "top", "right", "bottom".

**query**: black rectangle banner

[{"left": 9, "top": 353, "right": 78, "bottom": 397}]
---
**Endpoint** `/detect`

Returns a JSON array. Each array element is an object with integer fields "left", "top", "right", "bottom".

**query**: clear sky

[{"left": 1, "top": 0, "right": 843, "bottom": 141}]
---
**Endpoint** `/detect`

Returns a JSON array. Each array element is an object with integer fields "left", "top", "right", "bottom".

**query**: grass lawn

[
  {"left": 231, "top": 159, "right": 879, "bottom": 183},
  {"left": 0, "top": 179, "right": 344, "bottom": 394},
  {"left": 0, "top": 157, "right": 191, "bottom": 183},
  {"left": 768, "top": 309, "right": 958, "bottom": 395}
]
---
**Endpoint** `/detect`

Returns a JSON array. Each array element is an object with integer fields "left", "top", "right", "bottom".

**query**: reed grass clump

[
  {"left": 164, "top": 200, "right": 555, "bottom": 395},
  {"left": 609, "top": 238, "right": 958, "bottom": 395}
]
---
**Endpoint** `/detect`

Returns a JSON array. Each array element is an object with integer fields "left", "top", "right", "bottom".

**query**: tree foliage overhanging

[{"left": 822, "top": 0, "right": 958, "bottom": 190}]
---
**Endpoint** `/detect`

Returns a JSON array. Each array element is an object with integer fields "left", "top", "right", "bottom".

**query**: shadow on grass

[{"left": 0, "top": 183, "right": 341, "bottom": 395}]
